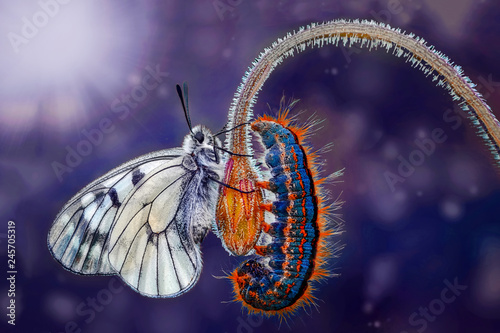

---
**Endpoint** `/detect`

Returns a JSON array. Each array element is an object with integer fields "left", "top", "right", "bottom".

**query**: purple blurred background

[{"left": 1, "top": 0, "right": 500, "bottom": 332}]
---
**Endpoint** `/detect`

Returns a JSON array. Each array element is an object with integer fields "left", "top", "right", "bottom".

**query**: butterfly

[{"left": 48, "top": 83, "right": 227, "bottom": 298}]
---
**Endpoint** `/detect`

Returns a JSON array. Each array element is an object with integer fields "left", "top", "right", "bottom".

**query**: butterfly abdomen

[{"left": 229, "top": 109, "right": 339, "bottom": 317}]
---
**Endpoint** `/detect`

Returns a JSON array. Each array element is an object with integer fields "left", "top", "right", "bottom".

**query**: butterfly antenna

[
  {"left": 176, "top": 82, "right": 193, "bottom": 133},
  {"left": 209, "top": 176, "right": 255, "bottom": 194},
  {"left": 214, "top": 146, "right": 253, "bottom": 157},
  {"left": 183, "top": 82, "right": 190, "bottom": 119},
  {"left": 214, "top": 122, "right": 251, "bottom": 136}
]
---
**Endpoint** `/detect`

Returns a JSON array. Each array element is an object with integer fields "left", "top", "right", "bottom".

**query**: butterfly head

[{"left": 183, "top": 125, "right": 221, "bottom": 163}]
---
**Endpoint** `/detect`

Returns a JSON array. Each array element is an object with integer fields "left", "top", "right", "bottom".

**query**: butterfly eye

[{"left": 194, "top": 132, "right": 204, "bottom": 143}]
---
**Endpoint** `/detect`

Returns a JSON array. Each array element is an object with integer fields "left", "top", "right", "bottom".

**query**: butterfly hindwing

[
  {"left": 108, "top": 157, "right": 205, "bottom": 297},
  {"left": 47, "top": 148, "right": 185, "bottom": 275}
]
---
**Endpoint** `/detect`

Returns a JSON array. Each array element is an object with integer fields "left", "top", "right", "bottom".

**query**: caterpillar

[{"left": 228, "top": 101, "right": 343, "bottom": 317}]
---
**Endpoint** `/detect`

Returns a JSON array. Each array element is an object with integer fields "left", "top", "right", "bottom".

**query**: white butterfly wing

[
  {"left": 108, "top": 158, "right": 205, "bottom": 297},
  {"left": 48, "top": 148, "right": 185, "bottom": 275}
]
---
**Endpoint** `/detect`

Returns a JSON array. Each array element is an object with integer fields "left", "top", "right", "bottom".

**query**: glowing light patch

[
  {"left": 5, "top": 1, "right": 113, "bottom": 86},
  {"left": 18, "top": 4, "right": 99, "bottom": 80},
  {"left": 0, "top": 0, "right": 154, "bottom": 133}
]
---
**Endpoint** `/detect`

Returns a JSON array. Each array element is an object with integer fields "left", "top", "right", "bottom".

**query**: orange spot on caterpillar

[
  {"left": 254, "top": 246, "right": 267, "bottom": 256},
  {"left": 260, "top": 203, "right": 273, "bottom": 212},
  {"left": 261, "top": 222, "right": 271, "bottom": 233},
  {"left": 256, "top": 180, "right": 271, "bottom": 190}
]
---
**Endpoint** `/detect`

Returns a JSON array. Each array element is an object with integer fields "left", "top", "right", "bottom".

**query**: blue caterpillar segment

[
  {"left": 231, "top": 117, "right": 322, "bottom": 313},
  {"left": 270, "top": 196, "right": 317, "bottom": 217},
  {"left": 255, "top": 121, "right": 298, "bottom": 148},
  {"left": 265, "top": 144, "right": 307, "bottom": 172},
  {"left": 265, "top": 169, "right": 315, "bottom": 196},
  {"left": 267, "top": 221, "right": 316, "bottom": 238}
]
